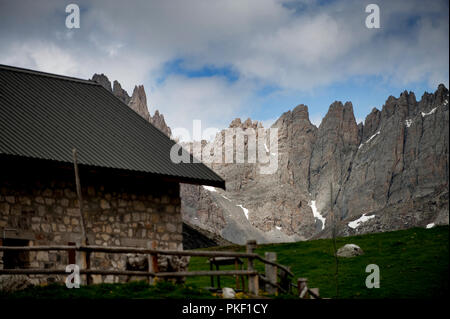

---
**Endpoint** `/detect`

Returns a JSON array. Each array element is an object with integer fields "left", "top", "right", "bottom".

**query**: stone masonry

[{"left": 0, "top": 159, "right": 183, "bottom": 284}]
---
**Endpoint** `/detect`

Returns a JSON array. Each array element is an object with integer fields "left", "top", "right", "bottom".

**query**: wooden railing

[{"left": 0, "top": 240, "right": 315, "bottom": 297}]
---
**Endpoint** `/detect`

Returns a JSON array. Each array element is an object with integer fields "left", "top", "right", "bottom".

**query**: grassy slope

[
  {"left": 186, "top": 226, "right": 449, "bottom": 298},
  {"left": 1, "top": 281, "right": 217, "bottom": 299},
  {"left": 1, "top": 226, "right": 448, "bottom": 299}
]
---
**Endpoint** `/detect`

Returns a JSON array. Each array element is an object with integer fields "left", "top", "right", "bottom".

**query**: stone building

[{"left": 0, "top": 64, "right": 224, "bottom": 283}]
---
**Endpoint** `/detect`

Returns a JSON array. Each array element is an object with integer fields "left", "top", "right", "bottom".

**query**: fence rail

[{"left": 0, "top": 240, "right": 316, "bottom": 297}]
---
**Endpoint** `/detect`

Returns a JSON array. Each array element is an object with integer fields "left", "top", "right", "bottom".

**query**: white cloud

[
  {"left": 260, "top": 117, "right": 278, "bottom": 128},
  {"left": 1, "top": 42, "right": 79, "bottom": 77},
  {"left": 0, "top": 0, "right": 448, "bottom": 125},
  {"left": 149, "top": 74, "right": 253, "bottom": 132}
]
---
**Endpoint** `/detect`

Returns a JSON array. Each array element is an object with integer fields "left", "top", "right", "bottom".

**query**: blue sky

[{"left": 0, "top": 0, "right": 448, "bottom": 134}]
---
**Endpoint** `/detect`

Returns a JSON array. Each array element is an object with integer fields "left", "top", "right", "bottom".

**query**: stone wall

[{"left": 0, "top": 158, "right": 182, "bottom": 284}]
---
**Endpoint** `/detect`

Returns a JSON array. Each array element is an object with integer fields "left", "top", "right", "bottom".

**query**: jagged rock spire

[{"left": 91, "top": 73, "right": 172, "bottom": 137}]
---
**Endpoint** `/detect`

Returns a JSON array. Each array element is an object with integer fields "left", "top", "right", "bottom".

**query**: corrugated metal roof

[{"left": 0, "top": 64, "right": 225, "bottom": 189}]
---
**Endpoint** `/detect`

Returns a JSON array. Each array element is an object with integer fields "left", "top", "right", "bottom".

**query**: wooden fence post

[
  {"left": 264, "top": 252, "right": 277, "bottom": 294},
  {"left": 297, "top": 277, "right": 308, "bottom": 298},
  {"left": 246, "top": 240, "right": 258, "bottom": 296},
  {"left": 148, "top": 240, "right": 159, "bottom": 284},
  {"left": 75, "top": 243, "right": 88, "bottom": 285}
]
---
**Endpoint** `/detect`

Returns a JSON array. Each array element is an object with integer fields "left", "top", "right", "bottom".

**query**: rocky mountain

[
  {"left": 91, "top": 73, "right": 448, "bottom": 245},
  {"left": 181, "top": 85, "right": 449, "bottom": 244},
  {"left": 91, "top": 74, "right": 172, "bottom": 137},
  {"left": 113, "top": 80, "right": 131, "bottom": 105}
]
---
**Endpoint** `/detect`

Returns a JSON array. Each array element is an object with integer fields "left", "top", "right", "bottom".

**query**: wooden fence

[{"left": 0, "top": 240, "right": 319, "bottom": 298}]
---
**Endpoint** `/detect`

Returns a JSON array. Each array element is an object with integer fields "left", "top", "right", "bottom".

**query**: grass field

[
  {"left": 1, "top": 226, "right": 448, "bottom": 299},
  {"left": 186, "top": 226, "right": 449, "bottom": 299},
  {"left": 0, "top": 280, "right": 217, "bottom": 299}
]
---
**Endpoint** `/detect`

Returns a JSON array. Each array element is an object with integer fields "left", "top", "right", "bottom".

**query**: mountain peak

[
  {"left": 91, "top": 73, "right": 172, "bottom": 137},
  {"left": 129, "top": 85, "right": 150, "bottom": 120},
  {"left": 91, "top": 73, "right": 112, "bottom": 92},
  {"left": 112, "top": 80, "right": 131, "bottom": 105},
  {"left": 228, "top": 118, "right": 260, "bottom": 129}
]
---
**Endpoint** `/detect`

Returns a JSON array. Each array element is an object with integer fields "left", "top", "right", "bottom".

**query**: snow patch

[
  {"left": 405, "top": 119, "right": 413, "bottom": 128},
  {"left": 421, "top": 107, "right": 438, "bottom": 117},
  {"left": 202, "top": 186, "right": 216, "bottom": 192},
  {"left": 237, "top": 204, "right": 249, "bottom": 220},
  {"left": 426, "top": 223, "right": 435, "bottom": 229},
  {"left": 264, "top": 142, "right": 277, "bottom": 156},
  {"left": 275, "top": 226, "right": 282, "bottom": 230},
  {"left": 421, "top": 99, "right": 448, "bottom": 117},
  {"left": 359, "top": 131, "right": 380, "bottom": 149},
  {"left": 221, "top": 195, "right": 231, "bottom": 201},
  {"left": 348, "top": 213, "right": 375, "bottom": 229},
  {"left": 309, "top": 200, "right": 326, "bottom": 230}
]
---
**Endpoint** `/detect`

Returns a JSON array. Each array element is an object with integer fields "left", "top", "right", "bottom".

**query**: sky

[{"left": 0, "top": 0, "right": 448, "bottom": 134}]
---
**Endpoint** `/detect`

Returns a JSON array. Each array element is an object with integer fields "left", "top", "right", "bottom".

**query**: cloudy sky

[{"left": 0, "top": 0, "right": 448, "bottom": 133}]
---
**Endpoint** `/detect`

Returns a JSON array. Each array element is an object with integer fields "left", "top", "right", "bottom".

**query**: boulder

[
  {"left": 222, "top": 287, "right": 236, "bottom": 299},
  {"left": 337, "top": 244, "right": 364, "bottom": 257},
  {"left": 126, "top": 253, "right": 148, "bottom": 270},
  {"left": 0, "top": 275, "right": 33, "bottom": 293}
]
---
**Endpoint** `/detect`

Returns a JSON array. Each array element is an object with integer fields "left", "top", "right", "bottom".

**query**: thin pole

[
  {"left": 72, "top": 149, "right": 91, "bottom": 285},
  {"left": 330, "top": 182, "right": 339, "bottom": 298},
  {"left": 72, "top": 148, "right": 88, "bottom": 245}
]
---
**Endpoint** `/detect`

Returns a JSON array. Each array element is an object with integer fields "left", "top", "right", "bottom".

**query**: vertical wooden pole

[
  {"left": 246, "top": 240, "right": 258, "bottom": 296},
  {"left": 148, "top": 240, "right": 159, "bottom": 284},
  {"left": 209, "top": 258, "right": 214, "bottom": 288},
  {"left": 264, "top": 252, "right": 277, "bottom": 294},
  {"left": 72, "top": 148, "right": 90, "bottom": 285},
  {"left": 216, "top": 263, "right": 221, "bottom": 289},
  {"left": 298, "top": 277, "right": 308, "bottom": 298},
  {"left": 72, "top": 149, "right": 87, "bottom": 243},
  {"left": 234, "top": 258, "right": 239, "bottom": 290},
  {"left": 0, "top": 238, "right": 3, "bottom": 270}
]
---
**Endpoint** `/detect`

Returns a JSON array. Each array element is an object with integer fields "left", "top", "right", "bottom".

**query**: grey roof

[{"left": 0, "top": 64, "right": 225, "bottom": 189}]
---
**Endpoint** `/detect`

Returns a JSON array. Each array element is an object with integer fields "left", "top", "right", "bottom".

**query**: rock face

[
  {"left": 113, "top": 80, "right": 131, "bottom": 105},
  {"left": 92, "top": 74, "right": 112, "bottom": 92},
  {"left": 91, "top": 74, "right": 172, "bottom": 137},
  {"left": 151, "top": 110, "right": 172, "bottom": 137},
  {"left": 181, "top": 85, "right": 449, "bottom": 243},
  {"left": 181, "top": 106, "right": 319, "bottom": 243},
  {"left": 129, "top": 85, "right": 151, "bottom": 120},
  {"left": 333, "top": 85, "right": 449, "bottom": 237},
  {"left": 309, "top": 101, "right": 360, "bottom": 222}
]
